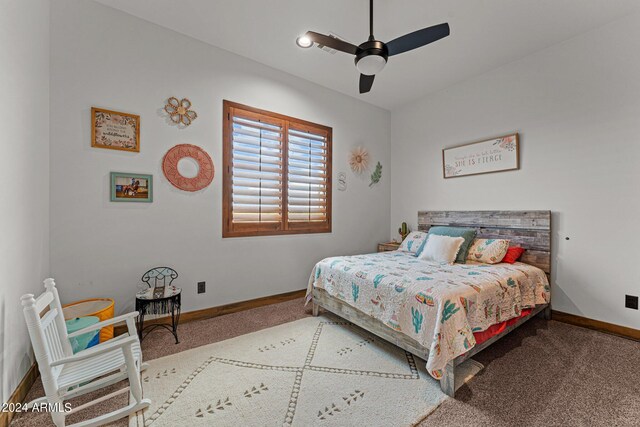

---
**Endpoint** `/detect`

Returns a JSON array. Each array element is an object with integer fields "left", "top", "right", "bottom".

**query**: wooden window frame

[{"left": 223, "top": 100, "right": 332, "bottom": 238}]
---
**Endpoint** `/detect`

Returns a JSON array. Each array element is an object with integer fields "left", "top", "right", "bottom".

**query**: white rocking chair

[{"left": 21, "top": 278, "right": 151, "bottom": 427}]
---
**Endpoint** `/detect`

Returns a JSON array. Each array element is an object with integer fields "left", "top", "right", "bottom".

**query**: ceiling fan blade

[
  {"left": 359, "top": 74, "right": 375, "bottom": 94},
  {"left": 305, "top": 31, "right": 359, "bottom": 55},
  {"left": 386, "top": 23, "right": 450, "bottom": 56}
]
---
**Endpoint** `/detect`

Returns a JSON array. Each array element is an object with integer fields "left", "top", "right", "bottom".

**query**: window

[{"left": 223, "top": 101, "right": 332, "bottom": 237}]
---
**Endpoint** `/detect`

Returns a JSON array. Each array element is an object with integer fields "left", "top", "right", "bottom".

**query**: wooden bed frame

[{"left": 312, "top": 210, "right": 552, "bottom": 397}]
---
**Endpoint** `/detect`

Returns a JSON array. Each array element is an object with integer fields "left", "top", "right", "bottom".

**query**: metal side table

[{"left": 135, "top": 285, "right": 181, "bottom": 343}]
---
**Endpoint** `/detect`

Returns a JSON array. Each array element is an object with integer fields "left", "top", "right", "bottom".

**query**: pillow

[
  {"left": 425, "top": 226, "right": 477, "bottom": 263},
  {"left": 417, "top": 235, "right": 465, "bottom": 264},
  {"left": 502, "top": 246, "right": 525, "bottom": 264},
  {"left": 466, "top": 239, "right": 510, "bottom": 264},
  {"left": 398, "top": 231, "right": 428, "bottom": 255}
]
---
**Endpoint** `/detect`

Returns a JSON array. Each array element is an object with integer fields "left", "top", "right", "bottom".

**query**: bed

[{"left": 307, "top": 210, "right": 552, "bottom": 397}]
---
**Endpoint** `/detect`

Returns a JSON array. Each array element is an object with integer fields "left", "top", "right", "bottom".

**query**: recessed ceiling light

[{"left": 296, "top": 35, "right": 313, "bottom": 48}]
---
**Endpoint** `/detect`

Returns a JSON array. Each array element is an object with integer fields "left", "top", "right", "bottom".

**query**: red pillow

[{"left": 502, "top": 246, "right": 525, "bottom": 263}]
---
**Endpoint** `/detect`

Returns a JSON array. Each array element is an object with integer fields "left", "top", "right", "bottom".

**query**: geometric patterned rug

[{"left": 130, "top": 315, "right": 482, "bottom": 427}]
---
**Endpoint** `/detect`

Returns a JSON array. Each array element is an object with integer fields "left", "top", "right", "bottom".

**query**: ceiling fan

[{"left": 296, "top": 0, "right": 450, "bottom": 94}]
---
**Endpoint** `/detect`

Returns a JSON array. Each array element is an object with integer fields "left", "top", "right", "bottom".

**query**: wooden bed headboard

[{"left": 417, "top": 210, "right": 551, "bottom": 274}]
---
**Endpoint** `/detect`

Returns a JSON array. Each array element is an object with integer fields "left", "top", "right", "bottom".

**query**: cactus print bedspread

[{"left": 307, "top": 251, "right": 550, "bottom": 379}]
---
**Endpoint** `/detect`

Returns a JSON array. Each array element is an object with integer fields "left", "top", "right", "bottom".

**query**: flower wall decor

[
  {"left": 348, "top": 146, "right": 370, "bottom": 174},
  {"left": 164, "top": 97, "right": 198, "bottom": 126}
]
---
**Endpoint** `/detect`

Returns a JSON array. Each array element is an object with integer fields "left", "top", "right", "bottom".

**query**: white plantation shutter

[
  {"left": 223, "top": 101, "right": 331, "bottom": 237},
  {"left": 287, "top": 126, "right": 329, "bottom": 226},
  {"left": 231, "top": 115, "right": 283, "bottom": 225}
]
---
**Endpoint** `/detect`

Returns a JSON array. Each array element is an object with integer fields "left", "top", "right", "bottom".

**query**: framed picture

[
  {"left": 442, "top": 133, "right": 519, "bottom": 178},
  {"left": 110, "top": 172, "right": 153, "bottom": 202},
  {"left": 92, "top": 107, "right": 140, "bottom": 152}
]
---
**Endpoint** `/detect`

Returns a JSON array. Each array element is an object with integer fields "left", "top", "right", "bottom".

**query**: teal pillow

[{"left": 424, "top": 226, "right": 477, "bottom": 264}]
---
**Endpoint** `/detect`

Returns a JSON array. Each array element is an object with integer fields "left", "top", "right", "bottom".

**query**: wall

[
  {"left": 390, "top": 13, "right": 640, "bottom": 329},
  {"left": 50, "top": 0, "right": 390, "bottom": 315},
  {"left": 0, "top": 0, "right": 50, "bottom": 403}
]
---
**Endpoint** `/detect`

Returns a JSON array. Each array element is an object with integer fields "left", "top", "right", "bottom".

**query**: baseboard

[
  {"left": 0, "top": 362, "right": 39, "bottom": 427},
  {"left": 115, "top": 288, "right": 307, "bottom": 336},
  {"left": 552, "top": 310, "right": 639, "bottom": 341}
]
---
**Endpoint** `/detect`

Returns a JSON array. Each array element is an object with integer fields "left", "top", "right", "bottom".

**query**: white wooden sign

[{"left": 442, "top": 133, "right": 519, "bottom": 178}]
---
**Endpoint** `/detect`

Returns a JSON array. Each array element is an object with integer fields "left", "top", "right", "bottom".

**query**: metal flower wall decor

[
  {"left": 164, "top": 97, "right": 198, "bottom": 126},
  {"left": 348, "top": 146, "right": 370, "bottom": 174}
]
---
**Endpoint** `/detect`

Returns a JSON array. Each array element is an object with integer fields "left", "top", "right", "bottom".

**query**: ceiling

[{"left": 95, "top": 0, "right": 640, "bottom": 110}]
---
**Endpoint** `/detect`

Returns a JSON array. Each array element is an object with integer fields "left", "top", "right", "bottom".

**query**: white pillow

[
  {"left": 398, "top": 231, "right": 428, "bottom": 255},
  {"left": 418, "top": 235, "right": 465, "bottom": 264}
]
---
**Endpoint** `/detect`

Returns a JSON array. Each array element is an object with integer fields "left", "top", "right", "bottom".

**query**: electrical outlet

[
  {"left": 197, "top": 281, "right": 206, "bottom": 294},
  {"left": 625, "top": 295, "right": 638, "bottom": 310}
]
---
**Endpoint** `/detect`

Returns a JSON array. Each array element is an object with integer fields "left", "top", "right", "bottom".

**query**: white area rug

[{"left": 131, "top": 315, "right": 482, "bottom": 427}]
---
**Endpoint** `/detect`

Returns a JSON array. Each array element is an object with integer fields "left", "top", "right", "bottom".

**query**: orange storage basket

[{"left": 62, "top": 298, "right": 115, "bottom": 342}]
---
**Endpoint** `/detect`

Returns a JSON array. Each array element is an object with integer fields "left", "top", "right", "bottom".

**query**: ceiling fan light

[
  {"left": 296, "top": 35, "right": 313, "bottom": 48},
  {"left": 356, "top": 55, "right": 386, "bottom": 75}
]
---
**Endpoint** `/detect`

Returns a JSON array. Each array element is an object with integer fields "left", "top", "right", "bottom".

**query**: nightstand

[{"left": 378, "top": 242, "right": 401, "bottom": 252}]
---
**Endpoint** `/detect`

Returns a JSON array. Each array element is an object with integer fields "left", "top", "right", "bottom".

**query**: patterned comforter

[{"left": 306, "top": 251, "right": 550, "bottom": 379}]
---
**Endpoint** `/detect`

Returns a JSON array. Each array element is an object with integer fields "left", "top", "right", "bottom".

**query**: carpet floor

[
  {"left": 129, "top": 315, "right": 482, "bottom": 427},
  {"left": 11, "top": 298, "right": 640, "bottom": 426}
]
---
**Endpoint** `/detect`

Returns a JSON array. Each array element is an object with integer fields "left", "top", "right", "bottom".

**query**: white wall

[
  {"left": 390, "top": 13, "right": 640, "bottom": 329},
  {"left": 0, "top": 0, "right": 50, "bottom": 403},
  {"left": 50, "top": 0, "right": 390, "bottom": 315}
]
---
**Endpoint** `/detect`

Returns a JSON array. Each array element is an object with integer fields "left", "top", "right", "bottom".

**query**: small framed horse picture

[{"left": 110, "top": 172, "right": 153, "bottom": 202}]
